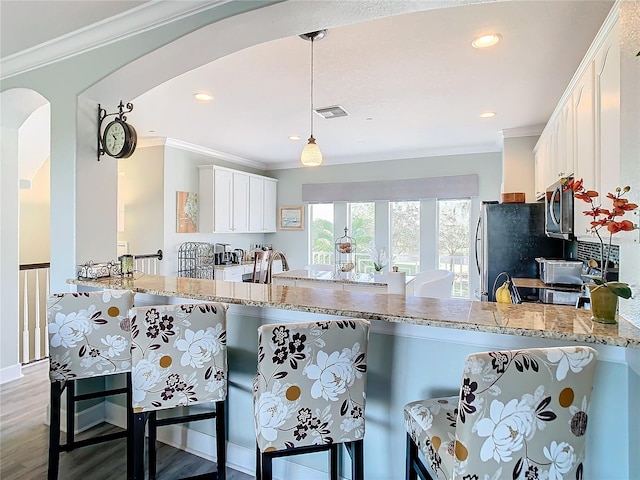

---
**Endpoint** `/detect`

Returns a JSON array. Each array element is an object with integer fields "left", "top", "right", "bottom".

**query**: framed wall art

[
  {"left": 176, "top": 191, "right": 198, "bottom": 233},
  {"left": 279, "top": 206, "right": 304, "bottom": 230}
]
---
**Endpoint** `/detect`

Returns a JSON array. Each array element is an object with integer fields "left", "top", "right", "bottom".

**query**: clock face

[{"left": 102, "top": 120, "right": 136, "bottom": 158}]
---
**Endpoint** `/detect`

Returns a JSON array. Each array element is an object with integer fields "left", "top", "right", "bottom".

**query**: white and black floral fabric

[
  {"left": 130, "top": 303, "right": 228, "bottom": 412},
  {"left": 404, "top": 346, "right": 598, "bottom": 480},
  {"left": 254, "top": 319, "right": 370, "bottom": 453},
  {"left": 47, "top": 290, "right": 134, "bottom": 382}
]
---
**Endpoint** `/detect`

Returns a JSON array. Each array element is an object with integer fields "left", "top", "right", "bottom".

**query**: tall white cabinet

[
  {"left": 534, "top": 9, "right": 623, "bottom": 241},
  {"left": 198, "top": 165, "right": 278, "bottom": 233}
]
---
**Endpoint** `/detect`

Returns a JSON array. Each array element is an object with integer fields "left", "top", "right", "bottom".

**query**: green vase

[{"left": 588, "top": 284, "right": 618, "bottom": 324}]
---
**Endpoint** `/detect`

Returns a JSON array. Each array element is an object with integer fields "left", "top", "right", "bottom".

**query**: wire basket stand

[
  {"left": 334, "top": 227, "right": 356, "bottom": 278},
  {"left": 177, "top": 242, "right": 215, "bottom": 279}
]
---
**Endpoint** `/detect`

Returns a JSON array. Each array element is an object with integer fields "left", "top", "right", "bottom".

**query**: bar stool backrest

[
  {"left": 47, "top": 290, "right": 134, "bottom": 382},
  {"left": 254, "top": 318, "right": 370, "bottom": 452},
  {"left": 453, "top": 346, "right": 598, "bottom": 479},
  {"left": 130, "top": 302, "right": 228, "bottom": 412}
]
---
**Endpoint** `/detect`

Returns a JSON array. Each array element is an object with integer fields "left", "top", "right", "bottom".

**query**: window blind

[{"left": 302, "top": 174, "right": 478, "bottom": 203}]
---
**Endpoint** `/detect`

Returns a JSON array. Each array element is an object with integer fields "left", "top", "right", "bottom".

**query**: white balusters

[
  {"left": 34, "top": 269, "right": 41, "bottom": 360},
  {"left": 19, "top": 265, "right": 50, "bottom": 364},
  {"left": 45, "top": 268, "right": 50, "bottom": 357},
  {"left": 22, "top": 271, "right": 30, "bottom": 364}
]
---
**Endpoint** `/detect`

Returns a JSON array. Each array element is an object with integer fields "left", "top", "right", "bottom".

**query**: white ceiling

[{"left": 1, "top": 0, "right": 615, "bottom": 170}]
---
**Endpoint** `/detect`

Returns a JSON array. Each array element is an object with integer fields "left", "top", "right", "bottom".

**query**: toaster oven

[{"left": 536, "top": 258, "right": 583, "bottom": 285}]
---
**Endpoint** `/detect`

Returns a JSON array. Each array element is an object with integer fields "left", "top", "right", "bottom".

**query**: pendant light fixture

[{"left": 299, "top": 30, "right": 327, "bottom": 167}]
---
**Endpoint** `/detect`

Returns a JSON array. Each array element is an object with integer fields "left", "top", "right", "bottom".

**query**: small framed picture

[{"left": 279, "top": 206, "right": 304, "bottom": 230}]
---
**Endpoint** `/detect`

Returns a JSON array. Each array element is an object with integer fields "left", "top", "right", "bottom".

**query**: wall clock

[{"left": 97, "top": 101, "right": 137, "bottom": 161}]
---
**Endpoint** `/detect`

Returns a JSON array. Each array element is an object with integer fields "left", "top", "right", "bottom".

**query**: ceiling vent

[{"left": 314, "top": 105, "right": 349, "bottom": 119}]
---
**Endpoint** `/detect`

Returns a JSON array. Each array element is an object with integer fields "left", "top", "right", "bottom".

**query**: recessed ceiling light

[
  {"left": 289, "top": 135, "right": 301, "bottom": 141},
  {"left": 472, "top": 34, "right": 501, "bottom": 49},
  {"left": 194, "top": 92, "right": 213, "bottom": 102},
  {"left": 480, "top": 112, "right": 496, "bottom": 118}
]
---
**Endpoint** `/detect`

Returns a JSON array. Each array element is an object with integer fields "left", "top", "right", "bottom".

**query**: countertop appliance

[
  {"left": 545, "top": 177, "right": 574, "bottom": 240},
  {"left": 536, "top": 257, "right": 583, "bottom": 285},
  {"left": 476, "top": 202, "right": 565, "bottom": 302}
]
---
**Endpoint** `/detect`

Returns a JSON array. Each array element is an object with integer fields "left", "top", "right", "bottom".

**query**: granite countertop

[
  {"left": 273, "top": 269, "right": 414, "bottom": 286},
  {"left": 68, "top": 274, "right": 640, "bottom": 349}
]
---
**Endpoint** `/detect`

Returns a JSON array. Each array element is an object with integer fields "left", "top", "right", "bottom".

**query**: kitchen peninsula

[
  {"left": 68, "top": 274, "right": 640, "bottom": 479},
  {"left": 272, "top": 269, "right": 416, "bottom": 294},
  {"left": 69, "top": 274, "right": 640, "bottom": 348}
]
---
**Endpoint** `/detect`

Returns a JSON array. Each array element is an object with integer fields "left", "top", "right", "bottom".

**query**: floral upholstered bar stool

[
  {"left": 404, "top": 346, "right": 598, "bottom": 480},
  {"left": 47, "top": 290, "right": 134, "bottom": 480},
  {"left": 130, "top": 302, "right": 228, "bottom": 480},
  {"left": 254, "top": 319, "right": 370, "bottom": 480}
]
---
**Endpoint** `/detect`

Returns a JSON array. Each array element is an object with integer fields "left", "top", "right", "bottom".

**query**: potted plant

[
  {"left": 367, "top": 243, "right": 388, "bottom": 277},
  {"left": 563, "top": 178, "right": 638, "bottom": 323}
]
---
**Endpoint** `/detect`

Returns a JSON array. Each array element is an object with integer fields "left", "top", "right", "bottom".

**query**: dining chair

[
  {"left": 254, "top": 318, "right": 370, "bottom": 480},
  {"left": 252, "top": 250, "right": 271, "bottom": 283},
  {"left": 130, "top": 302, "right": 228, "bottom": 480},
  {"left": 413, "top": 270, "right": 454, "bottom": 299},
  {"left": 404, "top": 346, "right": 598, "bottom": 480},
  {"left": 46, "top": 290, "right": 134, "bottom": 480}
]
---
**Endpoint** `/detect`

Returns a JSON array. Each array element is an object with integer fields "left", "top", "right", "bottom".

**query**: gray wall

[{"left": 266, "top": 152, "right": 503, "bottom": 271}]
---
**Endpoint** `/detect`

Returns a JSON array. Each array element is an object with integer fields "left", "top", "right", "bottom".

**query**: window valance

[{"left": 302, "top": 174, "right": 478, "bottom": 203}]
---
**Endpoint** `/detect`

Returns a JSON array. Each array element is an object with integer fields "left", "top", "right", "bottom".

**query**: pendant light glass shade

[
  {"left": 299, "top": 30, "right": 327, "bottom": 167},
  {"left": 301, "top": 135, "right": 323, "bottom": 166}
]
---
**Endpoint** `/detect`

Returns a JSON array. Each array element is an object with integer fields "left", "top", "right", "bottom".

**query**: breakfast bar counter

[
  {"left": 68, "top": 274, "right": 640, "bottom": 479},
  {"left": 69, "top": 274, "right": 640, "bottom": 349}
]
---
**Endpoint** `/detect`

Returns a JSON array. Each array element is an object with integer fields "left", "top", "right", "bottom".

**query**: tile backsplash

[{"left": 576, "top": 240, "right": 620, "bottom": 266}]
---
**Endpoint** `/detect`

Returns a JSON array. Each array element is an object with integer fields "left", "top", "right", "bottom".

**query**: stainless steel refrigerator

[{"left": 475, "top": 202, "right": 565, "bottom": 302}]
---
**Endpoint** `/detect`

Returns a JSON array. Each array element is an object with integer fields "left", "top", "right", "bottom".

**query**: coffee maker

[{"left": 214, "top": 243, "right": 232, "bottom": 265}]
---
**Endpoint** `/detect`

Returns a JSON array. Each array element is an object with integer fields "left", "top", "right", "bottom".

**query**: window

[
  {"left": 348, "top": 202, "right": 375, "bottom": 272},
  {"left": 437, "top": 199, "right": 471, "bottom": 298},
  {"left": 390, "top": 201, "right": 420, "bottom": 274},
  {"left": 309, "top": 204, "right": 334, "bottom": 265}
]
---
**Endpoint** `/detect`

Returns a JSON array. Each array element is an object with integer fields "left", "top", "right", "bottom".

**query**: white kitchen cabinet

[
  {"left": 294, "top": 280, "right": 344, "bottom": 290},
  {"left": 215, "top": 265, "right": 245, "bottom": 282},
  {"left": 573, "top": 63, "right": 597, "bottom": 240},
  {"left": 248, "top": 177, "right": 278, "bottom": 233},
  {"left": 343, "top": 284, "right": 387, "bottom": 293},
  {"left": 263, "top": 179, "right": 277, "bottom": 232},
  {"left": 534, "top": 10, "right": 622, "bottom": 241},
  {"left": 595, "top": 19, "right": 620, "bottom": 200},
  {"left": 199, "top": 165, "right": 277, "bottom": 233},
  {"left": 232, "top": 172, "right": 249, "bottom": 232},
  {"left": 556, "top": 100, "right": 574, "bottom": 179}
]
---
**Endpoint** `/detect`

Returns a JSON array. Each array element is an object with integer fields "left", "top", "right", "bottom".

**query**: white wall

[
  {"left": 19, "top": 158, "right": 50, "bottom": 263},
  {"left": 118, "top": 145, "right": 165, "bottom": 261},
  {"left": 0, "top": 126, "right": 21, "bottom": 381},
  {"left": 502, "top": 135, "right": 539, "bottom": 202}
]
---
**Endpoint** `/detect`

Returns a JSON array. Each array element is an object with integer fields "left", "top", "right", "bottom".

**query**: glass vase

[{"left": 587, "top": 284, "right": 618, "bottom": 324}]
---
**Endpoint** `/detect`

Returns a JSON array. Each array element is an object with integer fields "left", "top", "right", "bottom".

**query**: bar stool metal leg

[{"left": 48, "top": 381, "right": 63, "bottom": 480}]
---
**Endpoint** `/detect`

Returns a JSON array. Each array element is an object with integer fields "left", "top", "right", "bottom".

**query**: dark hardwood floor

[{"left": 0, "top": 361, "right": 252, "bottom": 479}]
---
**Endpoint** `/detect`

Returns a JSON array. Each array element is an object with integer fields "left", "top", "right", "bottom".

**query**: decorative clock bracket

[{"left": 97, "top": 100, "right": 134, "bottom": 161}]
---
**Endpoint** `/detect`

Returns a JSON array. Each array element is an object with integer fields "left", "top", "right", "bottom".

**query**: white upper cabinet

[
  {"left": 534, "top": 8, "right": 622, "bottom": 241},
  {"left": 199, "top": 165, "right": 277, "bottom": 234},
  {"left": 248, "top": 176, "right": 278, "bottom": 233},
  {"left": 232, "top": 172, "right": 250, "bottom": 233},
  {"left": 248, "top": 176, "right": 264, "bottom": 232},
  {"left": 263, "top": 179, "right": 277, "bottom": 232},
  {"left": 595, "top": 19, "right": 620, "bottom": 201}
]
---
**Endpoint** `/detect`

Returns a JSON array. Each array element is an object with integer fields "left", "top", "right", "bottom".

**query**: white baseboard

[
  {"left": 0, "top": 363, "right": 22, "bottom": 384},
  {"left": 105, "top": 403, "right": 337, "bottom": 480},
  {"left": 46, "top": 402, "right": 107, "bottom": 434}
]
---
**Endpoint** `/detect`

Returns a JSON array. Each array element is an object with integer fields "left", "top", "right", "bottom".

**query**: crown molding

[
  {"left": 499, "top": 125, "right": 545, "bottom": 140},
  {"left": 137, "top": 136, "right": 267, "bottom": 170},
  {"left": 0, "top": 1, "right": 228, "bottom": 80}
]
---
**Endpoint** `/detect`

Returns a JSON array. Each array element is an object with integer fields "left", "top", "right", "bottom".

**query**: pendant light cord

[{"left": 310, "top": 36, "right": 314, "bottom": 138}]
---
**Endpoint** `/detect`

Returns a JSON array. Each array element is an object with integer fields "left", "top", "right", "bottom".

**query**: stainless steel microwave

[{"left": 545, "top": 177, "right": 574, "bottom": 240}]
